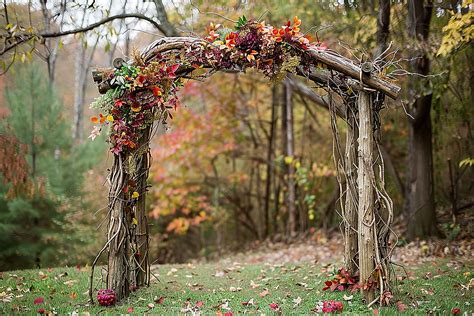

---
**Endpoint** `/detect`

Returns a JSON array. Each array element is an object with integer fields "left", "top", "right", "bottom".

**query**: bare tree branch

[{"left": 1, "top": 13, "right": 164, "bottom": 56}]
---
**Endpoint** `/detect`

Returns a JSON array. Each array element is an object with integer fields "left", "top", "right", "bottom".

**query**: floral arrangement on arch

[{"left": 89, "top": 16, "right": 327, "bottom": 155}]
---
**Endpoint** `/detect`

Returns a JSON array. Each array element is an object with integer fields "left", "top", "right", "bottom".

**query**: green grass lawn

[{"left": 0, "top": 259, "right": 472, "bottom": 315}]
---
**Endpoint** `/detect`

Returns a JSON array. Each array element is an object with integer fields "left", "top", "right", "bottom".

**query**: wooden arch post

[{"left": 357, "top": 89, "right": 376, "bottom": 303}]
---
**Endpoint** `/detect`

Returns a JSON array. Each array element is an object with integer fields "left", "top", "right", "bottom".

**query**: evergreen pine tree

[{"left": 0, "top": 64, "right": 104, "bottom": 270}]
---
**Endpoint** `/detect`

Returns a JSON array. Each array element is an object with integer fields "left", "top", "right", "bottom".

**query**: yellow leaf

[
  {"left": 132, "top": 218, "right": 138, "bottom": 225},
  {"left": 284, "top": 156, "right": 293, "bottom": 165},
  {"left": 132, "top": 191, "right": 140, "bottom": 199}
]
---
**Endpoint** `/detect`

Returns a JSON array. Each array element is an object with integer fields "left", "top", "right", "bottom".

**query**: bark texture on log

[
  {"left": 344, "top": 108, "right": 359, "bottom": 275},
  {"left": 106, "top": 155, "right": 130, "bottom": 301},
  {"left": 134, "top": 127, "right": 151, "bottom": 287},
  {"left": 357, "top": 91, "right": 376, "bottom": 303}
]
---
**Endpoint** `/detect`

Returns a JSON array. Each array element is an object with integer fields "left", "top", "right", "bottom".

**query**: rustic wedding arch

[{"left": 88, "top": 17, "right": 400, "bottom": 306}]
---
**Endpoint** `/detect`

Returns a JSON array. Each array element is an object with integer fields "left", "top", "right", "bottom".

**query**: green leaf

[{"left": 235, "top": 15, "right": 247, "bottom": 30}]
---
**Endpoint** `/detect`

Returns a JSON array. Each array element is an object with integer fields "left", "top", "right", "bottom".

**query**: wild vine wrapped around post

[{"left": 89, "top": 15, "right": 400, "bottom": 306}]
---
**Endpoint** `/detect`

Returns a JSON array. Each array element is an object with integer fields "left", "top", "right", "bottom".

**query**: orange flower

[
  {"left": 225, "top": 32, "right": 238, "bottom": 48},
  {"left": 293, "top": 16, "right": 302, "bottom": 27},
  {"left": 151, "top": 86, "right": 162, "bottom": 96},
  {"left": 206, "top": 30, "right": 219, "bottom": 42},
  {"left": 91, "top": 114, "right": 106, "bottom": 124},
  {"left": 246, "top": 50, "right": 258, "bottom": 62}
]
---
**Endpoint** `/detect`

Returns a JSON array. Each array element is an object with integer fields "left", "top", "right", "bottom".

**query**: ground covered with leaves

[{"left": 1, "top": 250, "right": 472, "bottom": 315}]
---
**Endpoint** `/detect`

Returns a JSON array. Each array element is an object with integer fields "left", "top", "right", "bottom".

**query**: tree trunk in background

[
  {"left": 264, "top": 85, "right": 278, "bottom": 238},
  {"left": 375, "top": 0, "right": 390, "bottom": 58},
  {"left": 344, "top": 110, "right": 359, "bottom": 275},
  {"left": 284, "top": 81, "right": 297, "bottom": 236},
  {"left": 73, "top": 42, "right": 86, "bottom": 141},
  {"left": 150, "top": 0, "right": 180, "bottom": 36},
  {"left": 406, "top": 0, "right": 439, "bottom": 240},
  {"left": 357, "top": 91, "right": 375, "bottom": 303},
  {"left": 40, "top": 0, "right": 66, "bottom": 84}
]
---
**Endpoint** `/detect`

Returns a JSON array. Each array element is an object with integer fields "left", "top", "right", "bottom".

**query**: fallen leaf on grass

[
  {"left": 64, "top": 280, "right": 78, "bottom": 287},
  {"left": 196, "top": 301, "right": 204, "bottom": 308},
  {"left": 70, "top": 292, "right": 78, "bottom": 300},
  {"left": 259, "top": 289, "right": 270, "bottom": 297},
  {"left": 343, "top": 294, "right": 353, "bottom": 301},
  {"left": 396, "top": 300, "right": 407, "bottom": 312},
  {"left": 33, "top": 297, "right": 44, "bottom": 305},
  {"left": 451, "top": 307, "right": 462, "bottom": 314},
  {"left": 127, "top": 307, "right": 134, "bottom": 313},
  {"left": 242, "top": 298, "right": 255, "bottom": 306},
  {"left": 167, "top": 268, "right": 178, "bottom": 276},
  {"left": 270, "top": 303, "right": 280, "bottom": 311},
  {"left": 154, "top": 296, "right": 165, "bottom": 304},
  {"left": 230, "top": 286, "right": 242, "bottom": 292},
  {"left": 147, "top": 303, "right": 155, "bottom": 309},
  {"left": 293, "top": 296, "right": 302, "bottom": 307}
]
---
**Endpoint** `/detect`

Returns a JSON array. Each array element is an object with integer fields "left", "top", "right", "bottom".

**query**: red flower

[
  {"left": 115, "top": 99, "right": 124, "bottom": 107},
  {"left": 166, "top": 64, "right": 179, "bottom": 78},
  {"left": 37, "top": 308, "right": 45, "bottom": 314},
  {"left": 34, "top": 297, "right": 44, "bottom": 305},
  {"left": 451, "top": 308, "right": 462, "bottom": 315}
]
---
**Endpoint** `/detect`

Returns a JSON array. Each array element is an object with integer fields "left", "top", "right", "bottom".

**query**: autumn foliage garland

[{"left": 89, "top": 16, "right": 326, "bottom": 156}]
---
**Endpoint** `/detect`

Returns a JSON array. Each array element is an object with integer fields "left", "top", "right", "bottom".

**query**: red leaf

[
  {"left": 155, "top": 296, "right": 165, "bottom": 304},
  {"left": 396, "top": 300, "right": 407, "bottom": 312},
  {"left": 269, "top": 303, "right": 279, "bottom": 310},
  {"left": 196, "top": 301, "right": 204, "bottom": 308},
  {"left": 224, "top": 313, "right": 233, "bottom": 316},
  {"left": 373, "top": 309, "right": 379, "bottom": 315},
  {"left": 34, "top": 297, "right": 44, "bottom": 305},
  {"left": 451, "top": 308, "right": 461, "bottom": 315},
  {"left": 127, "top": 307, "right": 134, "bottom": 313}
]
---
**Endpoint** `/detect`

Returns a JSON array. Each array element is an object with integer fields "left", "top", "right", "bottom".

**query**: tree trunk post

[
  {"left": 134, "top": 128, "right": 151, "bottom": 287},
  {"left": 107, "top": 155, "right": 130, "bottom": 301},
  {"left": 357, "top": 90, "right": 376, "bottom": 303},
  {"left": 344, "top": 107, "right": 359, "bottom": 275}
]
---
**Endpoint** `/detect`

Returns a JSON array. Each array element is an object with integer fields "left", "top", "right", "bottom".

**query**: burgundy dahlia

[
  {"left": 236, "top": 30, "right": 262, "bottom": 52},
  {"left": 97, "top": 289, "right": 116, "bottom": 306}
]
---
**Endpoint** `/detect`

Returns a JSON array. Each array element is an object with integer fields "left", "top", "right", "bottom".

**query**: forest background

[{"left": 0, "top": 0, "right": 472, "bottom": 271}]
